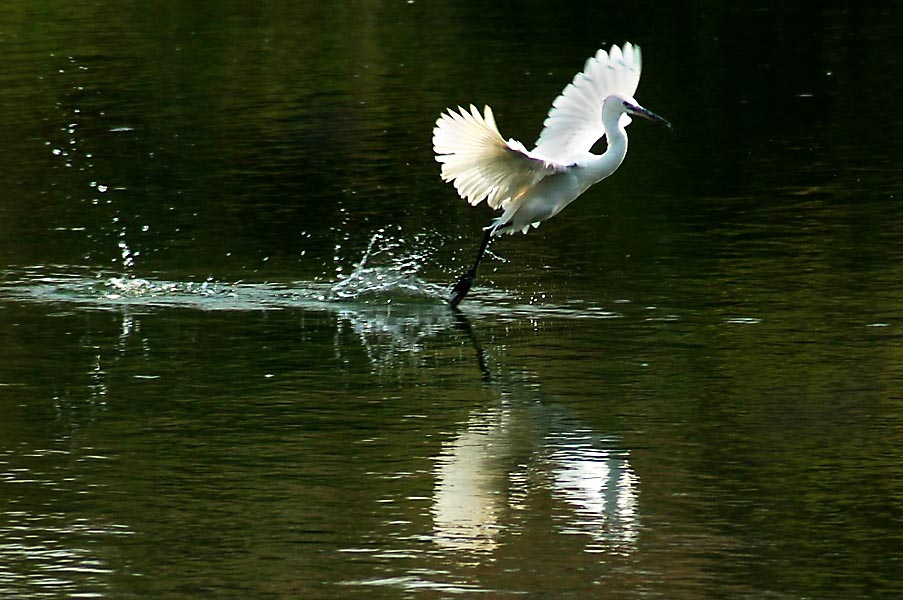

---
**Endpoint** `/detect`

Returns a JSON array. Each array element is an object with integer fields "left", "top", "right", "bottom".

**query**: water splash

[
  {"left": 329, "top": 228, "right": 447, "bottom": 302},
  {"left": 117, "top": 239, "right": 135, "bottom": 271}
]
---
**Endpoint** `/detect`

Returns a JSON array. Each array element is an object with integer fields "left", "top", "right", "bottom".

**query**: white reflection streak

[
  {"left": 548, "top": 444, "right": 640, "bottom": 552},
  {"left": 432, "top": 408, "right": 508, "bottom": 553},
  {"left": 432, "top": 410, "right": 640, "bottom": 556}
]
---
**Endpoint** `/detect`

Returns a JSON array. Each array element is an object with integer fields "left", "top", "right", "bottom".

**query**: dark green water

[{"left": 3, "top": 2, "right": 903, "bottom": 598}]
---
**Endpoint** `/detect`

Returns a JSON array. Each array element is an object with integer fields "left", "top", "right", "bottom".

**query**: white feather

[
  {"left": 532, "top": 43, "right": 642, "bottom": 164},
  {"left": 432, "top": 104, "right": 564, "bottom": 210}
]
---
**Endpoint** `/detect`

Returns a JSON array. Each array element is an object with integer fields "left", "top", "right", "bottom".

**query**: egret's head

[
  {"left": 622, "top": 96, "right": 672, "bottom": 129},
  {"left": 604, "top": 94, "right": 672, "bottom": 130}
]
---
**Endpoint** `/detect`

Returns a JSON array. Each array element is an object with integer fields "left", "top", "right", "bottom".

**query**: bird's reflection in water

[
  {"left": 327, "top": 301, "right": 640, "bottom": 557},
  {"left": 433, "top": 312, "right": 640, "bottom": 557},
  {"left": 546, "top": 431, "right": 639, "bottom": 553},
  {"left": 432, "top": 406, "right": 511, "bottom": 554},
  {"left": 432, "top": 405, "right": 640, "bottom": 557},
  {"left": 333, "top": 304, "right": 458, "bottom": 371}
]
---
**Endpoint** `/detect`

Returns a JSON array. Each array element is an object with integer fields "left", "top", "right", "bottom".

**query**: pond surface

[{"left": 2, "top": 2, "right": 903, "bottom": 599}]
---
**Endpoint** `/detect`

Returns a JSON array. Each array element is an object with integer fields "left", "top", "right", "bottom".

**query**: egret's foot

[{"left": 448, "top": 268, "right": 477, "bottom": 308}]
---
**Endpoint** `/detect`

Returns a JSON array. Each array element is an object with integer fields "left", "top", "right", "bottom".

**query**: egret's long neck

[{"left": 582, "top": 119, "right": 628, "bottom": 185}]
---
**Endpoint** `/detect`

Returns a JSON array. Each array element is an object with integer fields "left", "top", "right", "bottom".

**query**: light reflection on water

[{"left": 0, "top": 445, "right": 132, "bottom": 597}]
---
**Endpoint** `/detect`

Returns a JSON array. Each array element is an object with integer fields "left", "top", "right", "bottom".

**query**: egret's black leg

[{"left": 449, "top": 228, "right": 493, "bottom": 308}]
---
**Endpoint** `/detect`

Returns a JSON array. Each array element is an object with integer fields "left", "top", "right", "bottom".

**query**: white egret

[{"left": 433, "top": 42, "right": 671, "bottom": 307}]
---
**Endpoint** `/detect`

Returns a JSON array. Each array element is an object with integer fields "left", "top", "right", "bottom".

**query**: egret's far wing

[
  {"left": 433, "top": 105, "right": 562, "bottom": 210},
  {"left": 532, "top": 43, "right": 642, "bottom": 164}
]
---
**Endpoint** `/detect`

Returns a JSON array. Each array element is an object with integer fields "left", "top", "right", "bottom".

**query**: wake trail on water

[
  {"left": 0, "top": 227, "right": 456, "bottom": 310},
  {"left": 2, "top": 227, "right": 625, "bottom": 320}
]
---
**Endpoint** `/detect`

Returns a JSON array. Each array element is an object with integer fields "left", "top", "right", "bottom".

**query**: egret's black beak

[{"left": 627, "top": 102, "right": 673, "bottom": 129}]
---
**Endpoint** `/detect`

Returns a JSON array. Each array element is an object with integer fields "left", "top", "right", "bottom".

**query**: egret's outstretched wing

[
  {"left": 533, "top": 43, "right": 642, "bottom": 164},
  {"left": 433, "top": 105, "right": 563, "bottom": 210}
]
